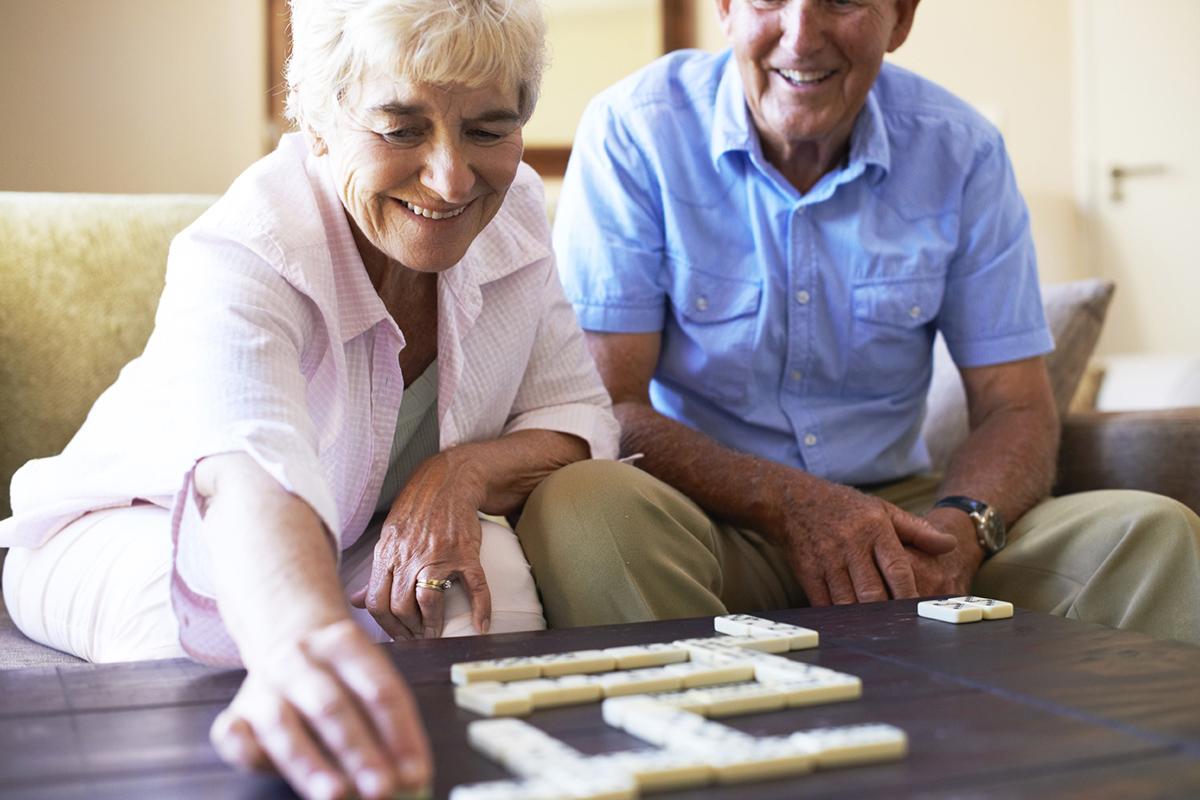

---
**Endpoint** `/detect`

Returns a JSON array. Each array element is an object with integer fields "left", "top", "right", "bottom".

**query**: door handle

[{"left": 1109, "top": 163, "right": 1168, "bottom": 203}]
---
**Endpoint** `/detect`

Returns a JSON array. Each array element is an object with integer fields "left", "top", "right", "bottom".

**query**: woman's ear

[{"left": 304, "top": 125, "right": 329, "bottom": 157}]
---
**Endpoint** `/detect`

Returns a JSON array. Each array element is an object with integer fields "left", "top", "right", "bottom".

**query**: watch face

[
  {"left": 937, "top": 496, "right": 1006, "bottom": 554},
  {"left": 980, "top": 508, "right": 1007, "bottom": 552}
]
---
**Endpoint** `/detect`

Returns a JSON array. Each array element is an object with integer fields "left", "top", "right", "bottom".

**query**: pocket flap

[
  {"left": 852, "top": 279, "right": 943, "bottom": 329},
  {"left": 676, "top": 270, "right": 763, "bottom": 324}
]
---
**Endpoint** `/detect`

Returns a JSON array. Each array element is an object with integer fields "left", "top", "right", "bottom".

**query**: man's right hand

[
  {"left": 210, "top": 620, "right": 432, "bottom": 800},
  {"left": 773, "top": 477, "right": 959, "bottom": 605}
]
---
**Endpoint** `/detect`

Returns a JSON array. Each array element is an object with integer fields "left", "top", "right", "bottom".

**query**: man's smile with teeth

[
  {"left": 777, "top": 68, "right": 836, "bottom": 85},
  {"left": 401, "top": 199, "right": 468, "bottom": 220}
]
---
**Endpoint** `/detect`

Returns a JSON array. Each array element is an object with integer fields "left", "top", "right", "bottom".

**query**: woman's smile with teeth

[{"left": 401, "top": 200, "right": 467, "bottom": 220}]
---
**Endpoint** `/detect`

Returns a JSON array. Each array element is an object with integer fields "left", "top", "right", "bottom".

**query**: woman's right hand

[{"left": 209, "top": 619, "right": 432, "bottom": 800}]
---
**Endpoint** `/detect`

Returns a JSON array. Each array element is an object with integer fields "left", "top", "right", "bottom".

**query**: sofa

[{"left": 2, "top": 191, "right": 1197, "bottom": 668}]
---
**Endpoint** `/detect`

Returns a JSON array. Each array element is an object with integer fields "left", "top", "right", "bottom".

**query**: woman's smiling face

[{"left": 318, "top": 75, "right": 525, "bottom": 273}]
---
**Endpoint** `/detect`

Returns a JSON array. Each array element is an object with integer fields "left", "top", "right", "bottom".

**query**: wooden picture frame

[{"left": 266, "top": 0, "right": 698, "bottom": 176}]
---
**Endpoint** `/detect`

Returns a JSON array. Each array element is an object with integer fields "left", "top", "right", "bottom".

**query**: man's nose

[
  {"left": 780, "top": 0, "right": 827, "bottom": 56},
  {"left": 420, "top": 141, "right": 474, "bottom": 202}
]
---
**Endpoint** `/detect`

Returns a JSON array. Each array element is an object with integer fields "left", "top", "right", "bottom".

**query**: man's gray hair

[{"left": 285, "top": 0, "right": 546, "bottom": 134}]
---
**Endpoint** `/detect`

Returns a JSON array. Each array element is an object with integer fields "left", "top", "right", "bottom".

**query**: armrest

[{"left": 1056, "top": 407, "right": 1200, "bottom": 515}]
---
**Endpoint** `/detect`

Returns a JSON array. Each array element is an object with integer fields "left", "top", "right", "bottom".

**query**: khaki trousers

[{"left": 515, "top": 461, "right": 1200, "bottom": 644}]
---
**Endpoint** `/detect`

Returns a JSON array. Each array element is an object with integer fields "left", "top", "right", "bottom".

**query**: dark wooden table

[{"left": 3, "top": 601, "right": 1200, "bottom": 799}]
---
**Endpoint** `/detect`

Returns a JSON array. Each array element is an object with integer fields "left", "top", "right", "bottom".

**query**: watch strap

[{"left": 933, "top": 495, "right": 1005, "bottom": 555}]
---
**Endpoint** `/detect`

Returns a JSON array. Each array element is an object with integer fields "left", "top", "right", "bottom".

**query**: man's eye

[{"left": 468, "top": 129, "right": 504, "bottom": 142}]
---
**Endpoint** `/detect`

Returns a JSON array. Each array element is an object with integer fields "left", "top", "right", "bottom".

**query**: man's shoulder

[
  {"left": 873, "top": 62, "right": 1004, "bottom": 153},
  {"left": 588, "top": 49, "right": 729, "bottom": 129}
]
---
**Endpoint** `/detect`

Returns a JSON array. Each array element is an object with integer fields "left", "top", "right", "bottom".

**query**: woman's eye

[{"left": 382, "top": 128, "right": 422, "bottom": 143}]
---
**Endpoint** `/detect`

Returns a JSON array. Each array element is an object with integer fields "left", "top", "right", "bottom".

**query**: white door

[{"left": 1078, "top": 0, "right": 1200, "bottom": 355}]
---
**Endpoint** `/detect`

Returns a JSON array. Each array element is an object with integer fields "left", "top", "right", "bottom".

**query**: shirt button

[
  {"left": 909, "top": 305, "right": 922, "bottom": 318},
  {"left": 791, "top": 369, "right": 803, "bottom": 382},
  {"left": 795, "top": 290, "right": 811, "bottom": 305},
  {"left": 695, "top": 295, "right": 709, "bottom": 312},
  {"left": 804, "top": 433, "right": 818, "bottom": 447}
]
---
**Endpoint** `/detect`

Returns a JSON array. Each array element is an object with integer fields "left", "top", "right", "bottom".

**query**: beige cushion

[
  {"left": 922, "top": 279, "right": 1116, "bottom": 472},
  {"left": 1069, "top": 363, "right": 1107, "bottom": 414},
  {"left": 0, "top": 192, "right": 215, "bottom": 518}
]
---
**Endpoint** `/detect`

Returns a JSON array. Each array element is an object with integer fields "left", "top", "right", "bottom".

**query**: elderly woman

[{"left": 0, "top": 0, "right": 617, "bottom": 797}]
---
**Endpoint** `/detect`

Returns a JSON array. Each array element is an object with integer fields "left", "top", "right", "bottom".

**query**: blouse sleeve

[
  {"left": 157, "top": 228, "right": 341, "bottom": 663},
  {"left": 500, "top": 247, "right": 621, "bottom": 460}
]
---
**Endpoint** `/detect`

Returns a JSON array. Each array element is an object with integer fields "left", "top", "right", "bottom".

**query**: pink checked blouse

[{"left": 1, "top": 134, "right": 619, "bottom": 663}]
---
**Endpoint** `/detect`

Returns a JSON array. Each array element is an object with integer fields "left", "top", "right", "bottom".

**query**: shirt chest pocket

[
  {"left": 846, "top": 278, "right": 944, "bottom": 398},
  {"left": 663, "top": 267, "right": 763, "bottom": 405}
]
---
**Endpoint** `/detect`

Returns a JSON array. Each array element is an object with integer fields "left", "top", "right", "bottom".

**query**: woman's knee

[
  {"left": 4, "top": 506, "right": 184, "bottom": 662},
  {"left": 477, "top": 519, "right": 543, "bottom": 618}
]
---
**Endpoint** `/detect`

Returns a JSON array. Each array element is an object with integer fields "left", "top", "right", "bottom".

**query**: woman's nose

[{"left": 420, "top": 143, "right": 474, "bottom": 202}]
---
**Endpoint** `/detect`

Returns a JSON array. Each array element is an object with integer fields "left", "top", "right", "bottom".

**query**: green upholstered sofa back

[{"left": 0, "top": 193, "right": 215, "bottom": 518}]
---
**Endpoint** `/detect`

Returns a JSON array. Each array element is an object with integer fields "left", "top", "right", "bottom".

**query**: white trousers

[{"left": 2, "top": 506, "right": 545, "bottom": 663}]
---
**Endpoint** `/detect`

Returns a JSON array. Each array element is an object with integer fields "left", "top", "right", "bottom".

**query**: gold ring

[{"left": 416, "top": 578, "right": 453, "bottom": 592}]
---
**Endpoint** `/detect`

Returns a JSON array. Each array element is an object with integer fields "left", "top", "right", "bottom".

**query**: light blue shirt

[{"left": 555, "top": 51, "right": 1053, "bottom": 485}]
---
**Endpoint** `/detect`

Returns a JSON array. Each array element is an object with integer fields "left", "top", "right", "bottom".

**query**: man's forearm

[
  {"left": 614, "top": 400, "right": 810, "bottom": 537},
  {"left": 937, "top": 403, "right": 1059, "bottom": 528}
]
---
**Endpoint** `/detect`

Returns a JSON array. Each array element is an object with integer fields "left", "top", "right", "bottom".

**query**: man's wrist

[
  {"left": 924, "top": 506, "right": 986, "bottom": 566},
  {"left": 758, "top": 460, "right": 829, "bottom": 535}
]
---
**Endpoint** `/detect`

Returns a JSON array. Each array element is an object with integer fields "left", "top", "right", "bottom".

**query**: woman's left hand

[{"left": 351, "top": 451, "right": 492, "bottom": 640}]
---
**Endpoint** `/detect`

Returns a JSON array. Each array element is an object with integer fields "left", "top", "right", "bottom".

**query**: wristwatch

[{"left": 933, "top": 495, "right": 1007, "bottom": 557}]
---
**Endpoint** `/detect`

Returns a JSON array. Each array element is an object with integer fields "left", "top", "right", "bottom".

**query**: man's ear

[
  {"left": 714, "top": 0, "right": 735, "bottom": 37},
  {"left": 887, "top": 0, "right": 921, "bottom": 53}
]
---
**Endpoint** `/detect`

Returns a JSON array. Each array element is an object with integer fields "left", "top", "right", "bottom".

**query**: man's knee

[
  {"left": 1116, "top": 490, "right": 1200, "bottom": 555},
  {"left": 1072, "top": 490, "right": 1200, "bottom": 550},
  {"left": 519, "top": 459, "right": 666, "bottom": 549},
  {"left": 515, "top": 460, "right": 723, "bottom": 626}
]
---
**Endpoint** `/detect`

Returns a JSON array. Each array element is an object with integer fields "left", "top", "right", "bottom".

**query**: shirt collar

[
  {"left": 709, "top": 51, "right": 892, "bottom": 187},
  {"left": 310, "top": 149, "right": 550, "bottom": 341},
  {"left": 438, "top": 164, "right": 551, "bottom": 307},
  {"left": 710, "top": 53, "right": 756, "bottom": 167},
  {"left": 851, "top": 88, "right": 891, "bottom": 184},
  {"left": 308, "top": 147, "right": 393, "bottom": 345}
]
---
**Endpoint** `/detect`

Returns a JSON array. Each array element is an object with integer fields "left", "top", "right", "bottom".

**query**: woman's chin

[{"left": 386, "top": 249, "right": 466, "bottom": 274}]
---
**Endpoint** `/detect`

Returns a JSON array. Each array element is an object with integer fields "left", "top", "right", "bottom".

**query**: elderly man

[{"left": 518, "top": 0, "right": 1200, "bottom": 642}]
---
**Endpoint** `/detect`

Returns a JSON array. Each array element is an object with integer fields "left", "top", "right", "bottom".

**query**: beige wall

[
  {"left": 0, "top": 0, "right": 266, "bottom": 194},
  {"left": 888, "top": 0, "right": 1085, "bottom": 285},
  {"left": 526, "top": 0, "right": 662, "bottom": 147}
]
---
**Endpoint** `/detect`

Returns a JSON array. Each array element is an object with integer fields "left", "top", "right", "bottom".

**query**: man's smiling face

[{"left": 718, "top": 0, "right": 917, "bottom": 166}]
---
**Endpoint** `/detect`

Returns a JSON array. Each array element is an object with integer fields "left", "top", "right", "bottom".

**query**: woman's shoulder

[
  {"left": 179, "top": 135, "right": 332, "bottom": 266},
  {"left": 167, "top": 134, "right": 350, "bottom": 314}
]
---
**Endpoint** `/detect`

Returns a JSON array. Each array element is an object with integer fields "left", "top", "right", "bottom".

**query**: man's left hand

[{"left": 905, "top": 508, "right": 986, "bottom": 596}]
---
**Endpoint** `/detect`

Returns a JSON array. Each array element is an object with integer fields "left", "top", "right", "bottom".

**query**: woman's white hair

[{"left": 285, "top": 0, "right": 546, "bottom": 134}]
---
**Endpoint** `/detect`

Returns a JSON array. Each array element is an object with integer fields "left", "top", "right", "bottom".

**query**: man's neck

[{"left": 762, "top": 135, "right": 852, "bottom": 196}]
